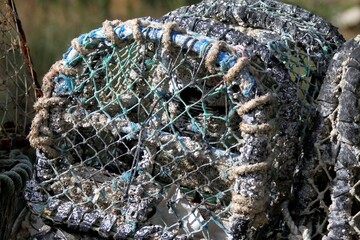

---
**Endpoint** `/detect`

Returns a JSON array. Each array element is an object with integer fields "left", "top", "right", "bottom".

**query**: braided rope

[
  {"left": 282, "top": 201, "right": 312, "bottom": 240},
  {"left": 102, "top": 19, "right": 122, "bottom": 45},
  {"left": 0, "top": 150, "right": 33, "bottom": 240}
]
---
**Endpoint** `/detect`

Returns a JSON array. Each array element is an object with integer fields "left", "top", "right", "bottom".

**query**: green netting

[{"left": 26, "top": 18, "right": 303, "bottom": 239}]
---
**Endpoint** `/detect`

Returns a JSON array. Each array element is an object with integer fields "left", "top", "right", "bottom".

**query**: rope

[
  {"left": 124, "top": 18, "right": 145, "bottom": 42},
  {"left": 0, "top": 150, "right": 33, "bottom": 240},
  {"left": 205, "top": 41, "right": 236, "bottom": 73},
  {"left": 282, "top": 201, "right": 312, "bottom": 240},
  {"left": 236, "top": 93, "right": 276, "bottom": 116},
  {"left": 239, "top": 122, "right": 275, "bottom": 134},
  {"left": 71, "top": 38, "right": 90, "bottom": 55},
  {"left": 223, "top": 57, "right": 250, "bottom": 83},
  {"left": 25, "top": 17, "right": 290, "bottom": 238},
  {"left": 229, "top": 161, "right": 271, "bottom": 180},
  {"left": 161, "top": 22, "right": 184, "bottom": 51},
  {"left": 229, "top": 161, "right": 271, "bottom": 216},
  {"left": 28, "top": 60, "right": 72, "bottom": 157},
  {"left": 102, "top": 19, "right": 122, "bottom": 45}
]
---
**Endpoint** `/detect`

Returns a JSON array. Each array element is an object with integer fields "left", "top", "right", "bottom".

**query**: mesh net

[
  {"left": 26, "top": 18, "right": 303, "bottom": 239},
  {"left": 0, "top": 0, "right": 37, "bottom": 239},
  {"left": 0, "top": 0, "right": 39, "bottom": 150},
  {"left": 20, "top": 0, "right": 360, "bottom": 239}
]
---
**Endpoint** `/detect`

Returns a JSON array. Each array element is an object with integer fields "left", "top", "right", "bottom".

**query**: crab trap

[
  {"left": 0, "top": 0, "right": 38, "bottom": 239},
  {"left": 8, "top": 0, "right": 360, "bottom": 239}
]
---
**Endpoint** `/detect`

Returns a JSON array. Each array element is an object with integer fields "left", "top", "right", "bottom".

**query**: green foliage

[{"left": 282, "top": 0, "right": 355, "bottom": 21}]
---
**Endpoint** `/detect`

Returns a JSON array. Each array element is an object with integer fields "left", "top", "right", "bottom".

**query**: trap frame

[{"left": 27, "top": 18, "right": 302, "bottom": 239}]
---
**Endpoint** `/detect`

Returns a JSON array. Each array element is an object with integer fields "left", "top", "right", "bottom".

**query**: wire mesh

[{"left": 160, "top": 0, "right": 345, "bottom": 114}]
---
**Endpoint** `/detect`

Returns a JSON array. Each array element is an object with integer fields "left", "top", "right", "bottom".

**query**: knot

[
  {"left": 229, "top": 161, "right": 271, "bottom": 181},
  {"left": 282, "top": 201, "right": 312, "bottom": 240},
  {"left": 223, "top": 57, "right": 250, "bottom": 83},
  {"left": 161, "top": 22, "right": 184, "bottom": 51},
  {"left": 102, "top": 19, "right": 122, "bottom": 45},
  {"left": 71, "top": 37, "right": 90, "bottom": 55},
  {"left": 237, "top": 93, "right": 277, "bottom": 116}
]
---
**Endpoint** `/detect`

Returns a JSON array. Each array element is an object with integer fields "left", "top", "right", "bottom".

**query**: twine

[
  {"left": 223, "top": 57, "right": 250, "bottom": 83},
  {"left": 282, "top": 201, "right": 312, "bottom": 240},
  {"left": 239, "top": 122, "right": 275, "bottom": 134},
  {"left": 236, "top": 93, "right": 276, "bottom": 116},
  {"left": 71, "top": 38, "right": 90, "bottom": 55},
  {"left": 205, "top": 41, "right": 237, "bottom": 73},
  {"left": 28, "top": 18, "right": 277, "bottom": 236},
  {"left": 102, "top": 19, "right": 122, "bottom": 46},
  {"left": 229, "top": 160, "right": 271, "bottom": 225},
  {"left": 229, "top": 161, "right": 271, "bottom": 180},
  {"left": 29, "top": 60, "right": 72, "bottom": 157},
  {"left": 228, "top": 93, "right": 276, "bottom": 227},
  {"left": 161, "top": 22, "right": 184, "bottom": 51},
  {"left": 124, "top": 19, "right": 145, "bottom": 43}
]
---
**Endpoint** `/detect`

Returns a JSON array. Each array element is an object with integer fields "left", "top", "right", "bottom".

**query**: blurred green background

[{"left": 16, "top": 0, "right": 360, "bottom": 80}]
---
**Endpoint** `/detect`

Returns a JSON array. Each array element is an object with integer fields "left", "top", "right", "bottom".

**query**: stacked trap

[
  {"left": 25, "top": 0, "right": 360, "bottom": 239},
  {"left": 0, "top": 0, "right": 37, "bottom": 239}
]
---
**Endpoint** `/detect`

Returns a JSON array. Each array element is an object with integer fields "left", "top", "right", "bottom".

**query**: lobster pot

[
  {"left": 0, "top": 1, "right": 37, "bottom": 240},
  {"left": 26, "top": 0, "right": 359, "bottom": 238},
  {"left": 0, "top": 0, "right": 38, "bottom": 151},
  {"left": 159, "top": 0, "right": 360, "bottom": 239},
  {"left": 26, "top": 18, "right": 305, "bottom": 239}
]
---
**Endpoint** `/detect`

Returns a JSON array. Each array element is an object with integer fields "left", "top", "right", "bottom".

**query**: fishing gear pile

[{"left": 4, "top": 0, "right": 360, "bottom": 239}]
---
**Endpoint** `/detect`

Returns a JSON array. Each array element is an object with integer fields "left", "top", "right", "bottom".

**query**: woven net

[
  {"left": 22, "top": 0, "right": 360, "bottom": 239},
  {"left": 0, "top": 0, "right": 39, "bottom": 150},
  {"left": 0, "top": 0, "right": 36, "bottom": 239}
]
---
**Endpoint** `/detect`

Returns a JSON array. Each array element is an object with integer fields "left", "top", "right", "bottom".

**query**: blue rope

[{"left": 63, "top": 20, "right": 240, "bottom": 71}]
